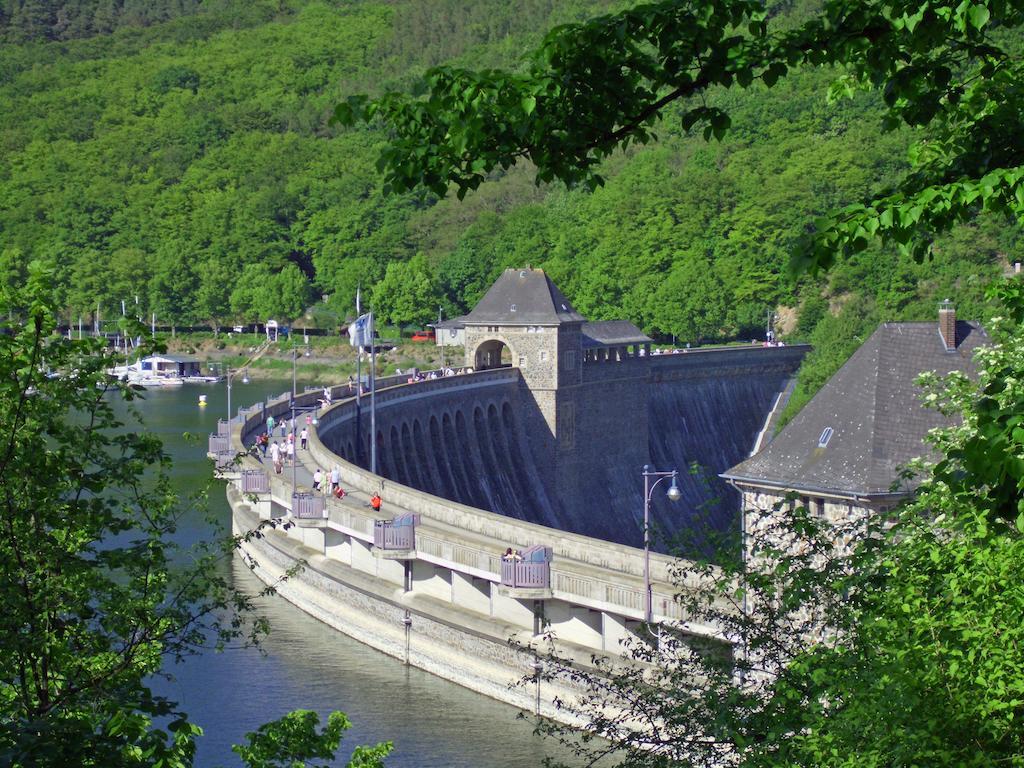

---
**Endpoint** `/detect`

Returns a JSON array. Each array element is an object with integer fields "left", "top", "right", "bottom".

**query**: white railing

[
  {"left": 239, "top": 469, "right": 270, "bottom": 494},
  {"left": 292, "top": 492, "right": 326, "bottom": 519}
]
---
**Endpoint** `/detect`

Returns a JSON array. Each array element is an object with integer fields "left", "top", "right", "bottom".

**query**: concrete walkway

[{"left": 249, "top": 431, "right": 380, "bottom": 517}]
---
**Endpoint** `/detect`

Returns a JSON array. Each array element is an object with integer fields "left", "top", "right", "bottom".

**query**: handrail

[
  {"left": 230, "top": 367, "right": 715, "bottom": 624},
  {"left": 373, "top": 518, "right": 416, "bottom": 550},
  {"left": 208, "top": 434, "right": 229, "bottom": 454},
  {"left": 239, "top": 469, "right": 270, "bottom": 494},
  {"left": 500, "top": 559, "right": 550, "bottom": 589},
  {"left": 292, "top": 492, "right": 326, "bottom": 519}
]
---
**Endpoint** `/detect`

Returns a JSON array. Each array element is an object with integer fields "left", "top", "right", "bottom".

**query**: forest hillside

[{"left": 1, "top": 0, "right": 1019, "bottom": 418}]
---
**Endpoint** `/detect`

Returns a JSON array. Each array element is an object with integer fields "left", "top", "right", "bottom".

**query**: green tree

[
  {"left": 370, "top": 253, "right": 443, "bottom": 328},
  {"left": 230, "top": 263, "right": 310, "bottom": 323},
  {"left": 338, "top": 0, "right": 1024, "bottom": 269},
  {"left": 530, "top": 280, "right": 1024, "bottom": 767},
  {"left": 0, "top": 262, "right": 391, "bottom": 766},
  {"left": 150, "top": 245, "right": 199, "bottom": 327},
  {"left": 232, "top": 710, "right": 391, "bottom": 768},
  {"left": 194, "top": 257, "right": 235, "bottom": 331},
  {"left": 645, "top": 257, "right": 730, "bottom": 342}
]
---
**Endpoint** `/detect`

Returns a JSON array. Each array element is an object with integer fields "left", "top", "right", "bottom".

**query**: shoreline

[{"left": 164, "top": 335, "right": 462, "bottom": 384}]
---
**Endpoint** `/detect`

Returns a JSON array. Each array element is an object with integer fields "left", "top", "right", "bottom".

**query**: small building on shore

[
  {"left": 430, "top": 316, "right": 467, "bottom": 348},
  {"left": 137, "top": 354, "right": 203, "bottom": 378}
]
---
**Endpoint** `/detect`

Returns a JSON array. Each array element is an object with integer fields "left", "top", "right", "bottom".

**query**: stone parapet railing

[{"left": 229, "top": 367, "right": 726, "bottom": 627}]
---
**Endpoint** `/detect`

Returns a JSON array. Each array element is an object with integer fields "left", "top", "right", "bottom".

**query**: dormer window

[
  {"left": 510, "top": 304, "right": 516, "bottom": 312},
  {"left": 818, "top": 427, "right": 834, "bottom": 448}
]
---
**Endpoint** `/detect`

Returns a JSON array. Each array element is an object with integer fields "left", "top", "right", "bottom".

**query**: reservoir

[{"left": 121, "top": 378, "right": 581, "bottom": 767}]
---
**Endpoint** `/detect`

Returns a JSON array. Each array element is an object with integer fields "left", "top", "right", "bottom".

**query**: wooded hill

[{"left": 1, "top": 0, "right": 1019, "bottom": 417}]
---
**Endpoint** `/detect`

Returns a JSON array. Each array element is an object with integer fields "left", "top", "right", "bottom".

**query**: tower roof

[
  {"left": 581, "top": 320, "right": 651, "bottom": 348},
  {"left": 721, "top": 320, "right": 987, "bottom": 498},
  {"left": 464, "top": 268, "right": 586, "bottom": 325}
]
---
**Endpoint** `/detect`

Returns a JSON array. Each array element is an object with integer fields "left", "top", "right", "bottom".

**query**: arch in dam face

[
  {"left": 429, "top": 414, "right": 457, "bottom": 496},
  {"left": 388, "top": 425, "right": 406, "bottom": 486},
  {"left": 472, "top": 338, "right": 514, "bottom": 371}
]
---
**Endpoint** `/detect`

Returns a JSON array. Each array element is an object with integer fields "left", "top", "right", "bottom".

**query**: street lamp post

[
  {"left": 226, "top": 366, "right": 249, "bottom": 424},
  {"left": 288, "top": 338, "right": 313, "bottom": 510},
  {"left": 291, "top": 342, "right": 311, "bottom": 400},
  {"left": 642, "top": 464, "right": 682, "bottom": 624}
]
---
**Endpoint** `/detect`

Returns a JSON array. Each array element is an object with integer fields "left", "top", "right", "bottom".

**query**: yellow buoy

[{"left": 199, "top": 394, "right": 207, "bottom": 407}]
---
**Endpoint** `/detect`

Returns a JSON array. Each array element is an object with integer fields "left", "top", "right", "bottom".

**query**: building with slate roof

[
  {"left": 721, "top": 303, "right": 987, "bottom": 529},
  {"left": 461, "top": 268, "right": 653, "bottom": 404},
  {"left": 464, "top": 267, "right": 587, "bottom": 327},
  {"left": 430, "top": 316, "right": 467, "bottom": 348}
]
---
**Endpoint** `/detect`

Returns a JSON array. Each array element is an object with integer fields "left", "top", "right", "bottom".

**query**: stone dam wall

[
  {"left": 319, "top": 346, "right": 807, "bottom": 552},
  {"left": 220, "top": 349, "right": 804, "bottom": 720}
]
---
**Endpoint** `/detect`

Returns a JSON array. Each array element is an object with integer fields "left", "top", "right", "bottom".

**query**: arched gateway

[{"left": 472, "top": 337, "right": 513, "bottom": 370}]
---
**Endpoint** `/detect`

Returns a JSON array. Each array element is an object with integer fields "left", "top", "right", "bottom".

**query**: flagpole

[
  {"left": 370, "top": 310, "right": 377, "bottom": 476},
  {"left": 355, "top": 286, "right": 362, "bottom": 465},
  {"left": 439, "top": 305, "right": 445, "bottom": 371}
]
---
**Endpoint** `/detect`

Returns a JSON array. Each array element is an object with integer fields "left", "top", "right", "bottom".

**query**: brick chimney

[{"left": 938, "top": 299, "right": 956, "bottom": 351}]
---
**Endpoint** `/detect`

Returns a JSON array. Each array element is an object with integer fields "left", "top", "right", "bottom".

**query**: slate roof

[
  {"left": 145, "top": 354, "right": 200, "bottom": 363},
  {"left": 721, "top": 320, "right": 987, "bottom": 498},
  {"left": 430, "top": 316, "right": 467, "bottom": 330},
  {"left": 464, "top": 268, "right": 586, "bottom": 325},
  {"left": 581, "top": 320, "right": 651, "bottom": 348}
]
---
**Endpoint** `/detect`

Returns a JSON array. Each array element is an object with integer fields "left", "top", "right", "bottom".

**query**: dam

[
  {"left": 219, "top": 268, "right": 806, "bottom": 718},
  {"left": 322, "top": 269, "right": 804, "bottom": 551}
]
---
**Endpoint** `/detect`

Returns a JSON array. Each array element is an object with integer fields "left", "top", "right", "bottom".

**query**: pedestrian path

[{"left": 250, "top": 435, "right": 378, "bottom": 517}]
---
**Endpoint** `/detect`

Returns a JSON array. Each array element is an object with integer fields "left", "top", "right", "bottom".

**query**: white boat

[
  {"left": 108, "top": 354, "right": 205, "bottom": 387},
  {"left": 132, "top": 375, "right": 184, "bottom": 389}
]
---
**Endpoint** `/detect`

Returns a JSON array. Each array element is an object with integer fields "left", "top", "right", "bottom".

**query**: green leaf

[
  {"left": 968, "top": 4, "right": 990, "bottom": 28},
  {"left": 521, "top": 95, "right": 537, "bottom": 115}
]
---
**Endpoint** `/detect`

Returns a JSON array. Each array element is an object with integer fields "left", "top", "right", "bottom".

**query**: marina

[{"left": 108, "top": 354, "right": 222, "bottom": 387}]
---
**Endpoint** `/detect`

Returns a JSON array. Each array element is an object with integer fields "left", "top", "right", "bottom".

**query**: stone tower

[
  {"left": 463, "top": 266, "right": 584, "bottom": 427},
  {"left": 462, "top": 269, "right": 585, "bottom": 508}
]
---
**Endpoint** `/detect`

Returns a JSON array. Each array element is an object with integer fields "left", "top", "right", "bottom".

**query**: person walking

[
  {"left": 270, "top": 441, "right": 282, "bottom": 474},
  {"left": 312, "top": 468, "right": 322, "bottom": 492},
  {"left": 286, "top": 438, "right": 295, "bottom": 466},
  {"left": 266, "top": 414, "right": 275, "bottom": 436},
  {"left": 300, "top": 427, "right": 308, "bottom": 450},
  {"left": 329, "top": 466, "right": 340, "bottom": 495}
]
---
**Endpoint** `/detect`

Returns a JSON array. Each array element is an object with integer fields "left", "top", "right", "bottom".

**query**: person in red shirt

[{"left": 370, "top": 493, "right": 382, "bottom": 512}]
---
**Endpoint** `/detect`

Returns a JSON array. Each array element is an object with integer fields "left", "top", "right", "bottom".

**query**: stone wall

[
  {"left": 307, "top": 346, "right": 808, "bottom": 551},
  {"left": 231, "top": 494, "right": 595, "bottom": 724}
]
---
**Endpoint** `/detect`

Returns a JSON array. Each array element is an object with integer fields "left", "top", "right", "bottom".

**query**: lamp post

[
  {"left": 288, "top": 336, "right": 313, "bottom": 511},
  {"left": 642, "top": 464, "right": 682, "bottom": 624},
  {"left": 226, "top": 367, "right": 249, "bottom": 423},
  {"left": 291, "top": 342, "right": 311, "bottom": 400}
]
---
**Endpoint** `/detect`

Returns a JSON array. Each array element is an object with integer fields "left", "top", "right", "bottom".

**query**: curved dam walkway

[
  {"left": 321, "top": 346, "right": 807, "bottom": 554},
  {"left": 216, "top": 343, "right": 805, "bottom": 721}
]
